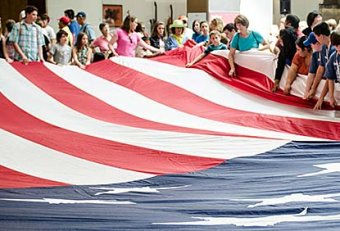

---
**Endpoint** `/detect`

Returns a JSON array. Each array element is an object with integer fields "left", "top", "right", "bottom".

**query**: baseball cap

[
  {"left": 76, "top": 11, "right": 86, "bottom": 18},
  {"left": 303, "top": 32, "right": 318, "bottom": 46},
  {"left": 58, "top": 16, "right": 70, "bottom": 25}
]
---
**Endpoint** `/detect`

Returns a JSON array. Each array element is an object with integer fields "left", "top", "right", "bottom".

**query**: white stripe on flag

[
  {"left": 111, "top": 57, "right": 339, "bottom": 121},
  {"left": 0, "top": 129, "right": 154, "bottom": 185}
]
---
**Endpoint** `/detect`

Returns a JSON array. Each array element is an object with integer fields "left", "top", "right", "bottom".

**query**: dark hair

[
  {"left": 25, "top": 5, "right": 38, "bottom": 15},
  {"left": 296, "top": 35, "right": 312, "bottom": 52},
  {"left": 142, "top": 36, "right": 150, "bottom": 42},
  {"left": 306, "top": 11, "right": 320, "bottom": 27},
  {"left": 170, "top": 26, "right": 184, "bottom": 35},
  {"left": 64, "top": 9, "right": 75, "bottom": 19},
  {"left": 192, "top": 20, "right": 200, "bottom": 33},
  {"left": 5, "top": 19, "right": 16, "bottom": 33},
  {"left": 41, "top": 13, "right": 50, "bottom": 22},
  {"left": 56, "top": 30, "right": 68, "bottom": 43},
  {"left": 223, "top": 23, "right": 235, "bottom": 32},
  {"left": 280, "top": 27, "right": 298, "bottom": 60},
  {"left": 121, "top": 15, "right": 137, "bottom": 32},
  {"left": 99, "top": 23, "right": 107, "bottom": 31},
  {"left": 151, "top": 21, "right": 165, "bottom": 38},
  {"left": 330, "top": 31, "right": 340, "bottom": 46},
  {"left": 75, "top": 32, "right": 88, "bottom": 50},
  {"left": 313, "top": 22, "right": 331, "bottom": 36},
  {"left": 135, "top": 22, "right": 144, "bottom": 33},
  {"left": 285, "top": 14, "right": 300, "bottom": 29}
]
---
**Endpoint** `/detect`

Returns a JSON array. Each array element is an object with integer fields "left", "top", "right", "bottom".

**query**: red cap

[{"left": 58, "top": 16, "right": 70, "bottom": 25}]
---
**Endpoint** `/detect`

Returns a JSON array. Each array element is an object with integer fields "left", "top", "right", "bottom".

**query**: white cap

[{"left": 19, "top": 10, "right": 26, "bottom": 20}]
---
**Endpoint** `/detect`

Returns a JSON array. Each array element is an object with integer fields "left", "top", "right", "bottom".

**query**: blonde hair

[
  {"left": 209, "top": 30, "right": 221, "bottom": 37},
  {"left": 209, "top": 18, "right": 224, "bottom": 32}
]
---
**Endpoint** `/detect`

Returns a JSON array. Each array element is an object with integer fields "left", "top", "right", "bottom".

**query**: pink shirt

[
  {"left": 92, "top": 35, "right": 111, "bottom": 53},
  {"left": 115, "top": 28, "right": 140, "bottom": 57}
]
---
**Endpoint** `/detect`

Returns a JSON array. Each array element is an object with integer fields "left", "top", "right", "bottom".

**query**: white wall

[
  {"left": 240, "top": 0, "right": 273, "bottom": 37},
  {"left": 46, "top": 0, "right": 187, "bottom": 36},
  {"left": 273, "top": 0, "right": 322, "bottom": 27}
]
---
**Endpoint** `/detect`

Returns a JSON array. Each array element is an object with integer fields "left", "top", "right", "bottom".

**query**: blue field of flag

[{"left": 1, "top": 141, "right": 340, "bottom": 230}]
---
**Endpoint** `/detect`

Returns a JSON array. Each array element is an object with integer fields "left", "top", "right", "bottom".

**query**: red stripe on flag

[
  {"left": 9, "top": 62, "right": 237, "bottom": 137},
  {"left": 0, "top": 94, "right": 224, "bottom": 180},
  {"left": 87, "top": 60, "right": 340, "bottom": 141},
  {"left": 0, "top": 165, "right": 67, "bottom": 189}
]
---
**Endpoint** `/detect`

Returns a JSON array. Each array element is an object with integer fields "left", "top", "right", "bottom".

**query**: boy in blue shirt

[
  {"left": 314, "top": 31, "right": 340, "bottom": 110},
  {"left": 186, "top": 30, "right": 227, "bottom": 67}
]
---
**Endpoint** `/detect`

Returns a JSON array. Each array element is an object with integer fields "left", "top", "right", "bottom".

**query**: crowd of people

[{"left": 1, "top": 5, "right": 340, "bottom": 110}]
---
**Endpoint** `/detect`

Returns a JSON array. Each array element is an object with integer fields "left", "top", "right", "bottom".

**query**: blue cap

[
  {"left": 303, "top": 32, "right": 317, "bottom": 46},
  {"left": 76, "top": 11, "right": 86, "bottom": 18}
]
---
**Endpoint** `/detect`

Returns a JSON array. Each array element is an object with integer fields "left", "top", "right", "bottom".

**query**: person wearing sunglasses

[{"left": 109, "top": 15, "right": 163, "bottom": 57}]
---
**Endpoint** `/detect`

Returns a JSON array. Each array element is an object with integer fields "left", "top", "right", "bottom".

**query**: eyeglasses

[{"left": 129, "top": 36, "right": 133, "bottom": 44}]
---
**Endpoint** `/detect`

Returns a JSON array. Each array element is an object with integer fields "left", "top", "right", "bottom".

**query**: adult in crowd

[
  {"left": 91, "top": 22, "right": 117, "bottom": 62},
  {"left": 9, "top": 5, "right": 45, "bottom": 64},
  {"left": 192, "top": 20, "right": 201, "bottom": 41},
  {"left": 228, "top": 14, "right": 268, "bottom": 77},
  {"left": 48, "top": 30, "right": 72, "bottom": 65},
  {"left": 178, "top": 15, "right": 193, "bottom": 40},
  {"left": 1, "top": 19, "right": 16, "bottom": 63},
  {"left": 76, "top": 11, "right": 96, "bottom": 43},
  {"left": 109, "top": 15, "right": 162, "bottom": 57},
  {"left": 302, "top": 11, "right": 322, "bottom": 36},
  {"left": 150, "top": 21, "right": 166, "bottom": 50},
  {"left": 272, "top": 27, "right": 298, "bottom": 92},
  {"left": 64, "top": 9, "right": 80, "bottom": 43},
  {"left": 58, "top": 16, "right": 73, "bottom": 47},
  {"left": 165, "top": 19, "right": 189, "bottom": 50},
  {"left": 283, "top": 36, "right": 313, "bottom": 95}
]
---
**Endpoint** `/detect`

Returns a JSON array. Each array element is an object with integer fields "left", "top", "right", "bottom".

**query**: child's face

[
  {"left": 335, "top": 44, "right": 340, "bottom": 54},
  {"left": 210, "top": 34, "right": 221, "bottom": 46},
  {"left": 201, "top": 23, "right": 209, "bottom": 34},
  {"left": 311, "top": 42, "right": 322, "bottom": 52},
  {"left": 60, "top": 34, "right": 67, "bottom": 45},
  {"left": 193, "top": 21, "right": 200, "bottom": 33},
  {"left": 82, "top": 35, "right": 88, "bottom": 45},
  {"left": 101, "top": 24, "right": 109, "bottom": 36}
]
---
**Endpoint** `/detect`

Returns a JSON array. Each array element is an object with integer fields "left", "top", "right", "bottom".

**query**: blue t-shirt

[
  {"left": 324, "top": 51, "right": 340, "bottom": 83},
  {"left": 230, "top": 31, "right": 264, "bottom": 51},
  {"left": 195, "top": 34, "right": 209, "bottom": 44},
  {"left": 204, "top": 43, "right": 227, "bottom": 54},
  {"left": 309, "top": 51, "right": 321, "bottom": 74},
  {"left": 320, "top": 44, "right": 336, "bottom": 67}
]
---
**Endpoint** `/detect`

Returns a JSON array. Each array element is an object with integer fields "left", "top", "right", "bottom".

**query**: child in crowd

[
  {"left": 283, "top": 36, "right": 313, "bottom": 95},
  {"left": 194, "top": 21, "right": 209, "bottom": 45},
  {"left": 192, "top": 20, "right": 201, "bottom": 41},
  {"left": 48, "top": 30, "right": 72, "bottom": 65},
  {"left": 306, "top": 22, "right": 335, "bottom": 100},
  {"left": 136, "top": 36, "right": 158, "bottom": 58},
  {"left": 302, "top": 32, "right": 322, "bottom": 99},
  {"left": 72, "top": 32, "right": 92, "bottom": 69},
  {"left": 186, "top": 30, "right": 227, "bottom": 67},
  {"left": 314, "top": 31, "right": 340, "bottom": 110}
]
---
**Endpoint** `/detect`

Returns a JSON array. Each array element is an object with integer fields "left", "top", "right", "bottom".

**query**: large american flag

[{"left": 1, "top": 46, "right": 340, "bottom": 230}]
